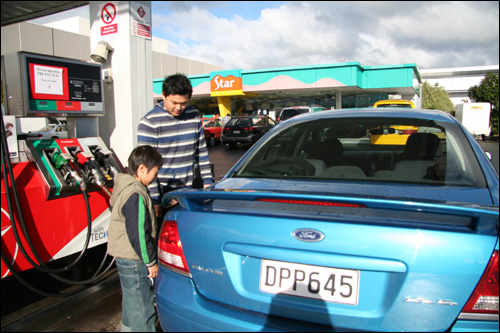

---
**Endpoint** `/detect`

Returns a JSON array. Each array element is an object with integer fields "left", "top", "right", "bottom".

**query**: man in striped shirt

[{"left": 137, "top": 73, "right": 213, "bottom": 218}]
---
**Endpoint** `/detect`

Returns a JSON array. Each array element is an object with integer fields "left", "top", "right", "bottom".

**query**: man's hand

[{"left": 154, "top": 204, "right": 162, "bottom": 217}]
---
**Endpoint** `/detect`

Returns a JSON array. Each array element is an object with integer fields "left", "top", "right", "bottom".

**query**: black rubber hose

[{"left": 1, "top": 115, "right": 115, "bottom": 295}]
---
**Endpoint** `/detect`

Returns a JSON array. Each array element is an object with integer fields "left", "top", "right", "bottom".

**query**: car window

[
  {"left": 280, "top": 109, "right": 309, "bottom": 121},
  {"left": 253, "top": 117, "right": 264, "bottom": 126},
  {"left": 39, "top": 125, "right": 55, "bottom": 132},
  {"left": 234, "top": 117, "right": 486, "bottom": 188},
  {"left": 227, "top": 118, "right": 251, "bottom": 127}
]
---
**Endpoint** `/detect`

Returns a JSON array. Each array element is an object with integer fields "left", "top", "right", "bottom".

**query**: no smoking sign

[
  {"left": 101, "top": 3, "right": 116, "bottom": 24},
  {"left": 100, "top": 3, "right": 118, "bottom": 36}
]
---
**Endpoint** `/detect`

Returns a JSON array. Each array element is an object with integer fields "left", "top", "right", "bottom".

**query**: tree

[
  {"left": 421, "top": 82, "right": 454, "bottom": 112},
  {"left": 468, "top": 72, "right": 499, "bottom": 135}
]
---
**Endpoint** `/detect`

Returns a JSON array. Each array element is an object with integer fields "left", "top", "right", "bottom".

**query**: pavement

[
  {"left": 41, "top": 286, "right": 123, "bottom": 332},
  {"left": 1, "top": 271, "right": 164, "bottom": 332}
]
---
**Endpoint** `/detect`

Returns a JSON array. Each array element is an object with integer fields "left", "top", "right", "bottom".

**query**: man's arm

[{"left": 137, "top": 115, "right": 162, "bottom": 204}]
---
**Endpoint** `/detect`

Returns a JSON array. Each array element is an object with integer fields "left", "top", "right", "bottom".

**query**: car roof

[
  {"left": 282, "top": 105, "right": 324, "bottom": 109},
  {"left": 232, "top": 115, "right": 267, "bottom": 118},
  {"left": 280, "top": 108, "right": 454, "bottom": 124}
]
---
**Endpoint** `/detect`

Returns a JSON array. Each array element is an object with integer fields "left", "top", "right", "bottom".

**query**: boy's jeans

[{"left": 116, "top": 258, "right": 156, "bottom": 332}]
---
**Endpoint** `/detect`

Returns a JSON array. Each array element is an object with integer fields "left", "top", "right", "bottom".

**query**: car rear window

[
  {"left": 234, "top": 117, "right": 486, "bottom": 188},
  {"left": 280, "top": 109, "right": 309, "bottom": 121},
  {"left": 227, "top": 118, "right": 251, "bottom": 127}
]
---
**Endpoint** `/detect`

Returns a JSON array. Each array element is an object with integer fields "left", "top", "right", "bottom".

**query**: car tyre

[{"left": 208, "top": 135, "right": 215, "bottom": 147}]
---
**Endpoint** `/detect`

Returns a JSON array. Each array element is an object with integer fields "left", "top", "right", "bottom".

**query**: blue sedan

[{"left": 156, "top": 108, "right": 499, "bottom": 332}]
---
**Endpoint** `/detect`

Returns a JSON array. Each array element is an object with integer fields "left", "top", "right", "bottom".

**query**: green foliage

[
  {"left": 468, "top": 72, "right": 499, "bottom": 135},
  {"left": 422, "top": 82, "right": 454, "bottom": 112}
]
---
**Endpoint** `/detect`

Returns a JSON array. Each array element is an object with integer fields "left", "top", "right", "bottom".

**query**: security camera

[{"left": 91, "top": 41, "right": 114, "bottom": 63}]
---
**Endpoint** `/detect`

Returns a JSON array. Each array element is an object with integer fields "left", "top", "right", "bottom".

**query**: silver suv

[{"left": 277, "top": 105, "right": 326, "bottom": 123}]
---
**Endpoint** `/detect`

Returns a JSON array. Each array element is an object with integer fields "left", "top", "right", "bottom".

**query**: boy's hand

[{"left": 148, "top": 264, "right": 158, "bottom": 278}]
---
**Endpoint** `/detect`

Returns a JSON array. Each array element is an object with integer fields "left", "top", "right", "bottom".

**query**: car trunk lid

[{"left": 167, "top": 188, "right": 498, "bottom": 331}]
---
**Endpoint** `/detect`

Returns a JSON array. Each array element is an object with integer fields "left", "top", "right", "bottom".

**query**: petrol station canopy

[
  {"left": 1, "top": 1, "right": 88, "bottom": 27},
  {"left": 154, "top": 63, "right": 422, "bottom": 113}
]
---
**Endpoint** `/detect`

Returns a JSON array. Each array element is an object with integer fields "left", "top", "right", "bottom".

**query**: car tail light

[
  {"left": 277, "top": 117, "right": 281, "bottom": 122},
  {"left": 462, "top": 250, "right": 499, "bottom": 314},
  {"left": 400, "top": 130, "right": 417, "bottom": 135},
  {"left": 38, "top": 133, "right": 43, "bottom": 137},
  {"left": 256, "top": 198, "right": 365, "bottom": 208},
  {"left": 158, "top": 220, "right": 191, "bottom": 277}
]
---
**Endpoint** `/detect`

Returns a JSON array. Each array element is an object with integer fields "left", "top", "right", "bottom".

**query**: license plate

[
  {"left": 260, "top": 259, "right": 359, "bottom": 305},
  {"left": 233, "top": 130, "right": 240, "bottom": 134}
]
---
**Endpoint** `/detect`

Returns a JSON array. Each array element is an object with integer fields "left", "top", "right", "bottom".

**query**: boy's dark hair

[
  {"left": 162, "top": 73, "right": 193, "bottom": 99},
  {"left": 128, "top": 145, "right": 163, "bottom": 176}
]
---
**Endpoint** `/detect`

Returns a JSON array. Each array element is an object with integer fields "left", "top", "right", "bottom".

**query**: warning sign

[
  {"left": 132, "top": 21, "right": 151, "bottom": 38},
  {"left": 100, "top": 2, "right": 118, "bottom": 36},
  {"left": 101, "top": 3, "right": 116, "bottom": 24},
  {"left": 131, "top": 2, "right": 151, "bottom": 39},
  {"left": 101, "top": 24, "right": 118, "bottom": 36}
]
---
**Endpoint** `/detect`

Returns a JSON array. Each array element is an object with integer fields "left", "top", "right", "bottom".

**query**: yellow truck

[
  {"left": 373, "top": 100, "right": 415, "bottom": 108},
  {"left": 370, "top": 100, "right": 419, "bottom": 144}
]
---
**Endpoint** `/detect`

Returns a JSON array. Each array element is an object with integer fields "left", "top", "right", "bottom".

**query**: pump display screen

[{"left": 22, "top": 52, "right": 104, "bottom": 116}]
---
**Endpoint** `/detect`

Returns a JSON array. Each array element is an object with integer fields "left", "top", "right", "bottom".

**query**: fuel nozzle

[
  {"left": 76, "top": 151, "right": 112, "bottom": 198},
  {"left": 51, "top": 149, "right": 87, "bottom": 191},
  {"left": 93, "top": 147, "right": 120, "bottom": 176}
]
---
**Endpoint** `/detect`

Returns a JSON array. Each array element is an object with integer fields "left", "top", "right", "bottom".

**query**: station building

[
  {"left": 154, "top": 63, "right": 422, "bottom": 118},
  {"left": 420, "top": 65, "right": 499, "bottom": 106}
]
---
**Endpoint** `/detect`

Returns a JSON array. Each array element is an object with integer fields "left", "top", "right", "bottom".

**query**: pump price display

[
  {"left": 259, "top": 259, "right": 359, "bottom": 305},
  {"left": 22, "top": 52, "right": 105, "bottom": 115}
]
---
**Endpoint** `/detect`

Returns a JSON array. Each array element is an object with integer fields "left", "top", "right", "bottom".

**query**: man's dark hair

[
  {"left": 128, "top": 145, "right": 163, "bottom": 176},
  {"left": 162, "top": 73, "right": 193, "bottom": 98}
]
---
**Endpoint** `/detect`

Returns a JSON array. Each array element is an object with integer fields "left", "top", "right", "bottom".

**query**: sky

[{"left": 30, "top": 1, "right": 499, "bottom": 71}]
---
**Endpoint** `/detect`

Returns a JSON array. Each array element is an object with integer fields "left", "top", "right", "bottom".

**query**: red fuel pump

[
  {"left": 1, "top": 117, "right": 123, "bottom": 299},
  {"left": 1, "top": 51, "right": 123, "bottom": 315}
]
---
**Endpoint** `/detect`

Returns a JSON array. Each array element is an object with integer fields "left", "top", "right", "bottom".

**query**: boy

[{"left": 108, "top": 145, "right": 163, "bottom": 332}]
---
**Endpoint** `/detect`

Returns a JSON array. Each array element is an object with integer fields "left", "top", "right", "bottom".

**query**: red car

[{"left": 202, "top": 117, "right": 223, "bottom": 147}]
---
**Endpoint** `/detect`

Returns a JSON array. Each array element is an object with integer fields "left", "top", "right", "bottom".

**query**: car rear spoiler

[{"left": 166, "top": 188, "right": 498, "bottom": 233}]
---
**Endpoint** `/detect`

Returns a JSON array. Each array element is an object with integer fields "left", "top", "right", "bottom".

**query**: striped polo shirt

[{"left": 137, "top": 102, "right": 213, "bottom": 204}]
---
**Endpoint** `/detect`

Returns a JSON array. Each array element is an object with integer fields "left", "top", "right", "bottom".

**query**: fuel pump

[
  {"left": 1, "top": 116, "right": 121, "bottom": 298},
  {"left": 1, "top": 52, "right": 124, "bottom": 302}
]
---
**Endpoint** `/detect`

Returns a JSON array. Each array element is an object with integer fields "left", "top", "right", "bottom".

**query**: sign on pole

[{"left": 100, "top": 2, "right": 118, "bottom": 36}]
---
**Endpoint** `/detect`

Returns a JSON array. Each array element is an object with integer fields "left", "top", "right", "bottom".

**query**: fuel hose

[{"left": 0, "top": 115, "right": 115, "bottom": 297}]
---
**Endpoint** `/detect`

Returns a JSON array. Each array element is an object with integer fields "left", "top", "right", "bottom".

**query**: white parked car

[{"left": 27, "top": 124, "right": 68, "bottom": 139}]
